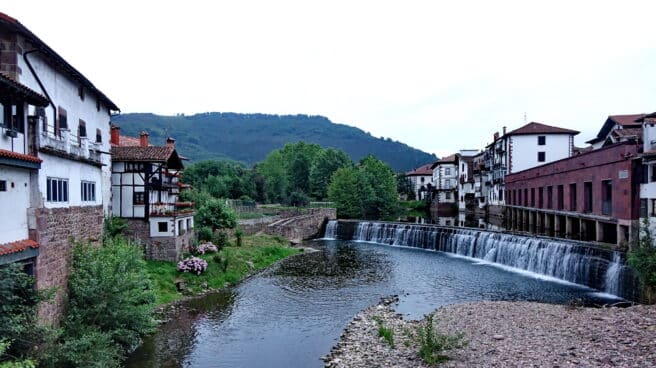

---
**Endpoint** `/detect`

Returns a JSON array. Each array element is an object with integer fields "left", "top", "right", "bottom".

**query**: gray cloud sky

[{"left": 5, "top": 0, "right": 656, "bottom": 158}]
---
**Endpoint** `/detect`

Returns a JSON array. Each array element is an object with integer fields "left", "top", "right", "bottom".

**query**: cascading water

[{"left": 325, "top": 220, "right": 640, "bottom": 301}]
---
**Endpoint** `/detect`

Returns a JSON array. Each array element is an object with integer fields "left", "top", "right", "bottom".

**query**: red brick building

[{"left": 504, "top": 141, "right": 641, "bottom": 246}]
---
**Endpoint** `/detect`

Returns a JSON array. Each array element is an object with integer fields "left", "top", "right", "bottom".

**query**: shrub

[
  {"left": 286, "top": 190, "right": 310, "bottom": 207},
  {"left": 197, "top": 242, "right": 218, "bottom": 254},
  {"left": 65, "top": 237, "right": 156, "bottom": 357},
  {"left": 213, "top": 231, "right": 230, "bottom": 249},
  {"left": 0, "top": 339, "right": 36, "bottom": 368},
  {"left": 628, "top": 218, "right": 656, "bottom": 303},
  {"left": 103, "top": 216, "right": 128, "bottom": 238},
  {"left": 416, "top": 315, "right": 467, "bottom": 364},
  {"left": 372, "top": 316, "right": 394, "bottom": 348},
  {"left": 235, "top": 229, "right": 244, "bottom": 247},
  {"left": 197, "top": 226, "right": 213, "bottom": 242},
  {"left": 55, "top": 328, "right": 121, "bottom": 368},
  {"left": 177, "top": 257, "right": 209, "bottom": 275}
]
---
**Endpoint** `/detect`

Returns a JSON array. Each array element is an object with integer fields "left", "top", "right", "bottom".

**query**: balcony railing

[
  {"left": 38, "top": 119, "right": 102, "bottom": 164},
  {"left": 150, "top": 202, "right": 195, "bottom": 217}
]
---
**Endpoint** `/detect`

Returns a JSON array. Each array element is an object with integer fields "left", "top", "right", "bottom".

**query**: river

[{"left": 126, "top": 235, "right": 621, "bottom": 368}]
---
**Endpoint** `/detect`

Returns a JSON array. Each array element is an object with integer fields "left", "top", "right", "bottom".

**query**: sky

[{"left": 4, "top": 1, "right": 656, "bottom": 158}]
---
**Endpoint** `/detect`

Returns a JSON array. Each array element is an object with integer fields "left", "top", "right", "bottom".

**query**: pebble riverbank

[{"left": 323, "top": 297, "right": 656, "bottom": 367}]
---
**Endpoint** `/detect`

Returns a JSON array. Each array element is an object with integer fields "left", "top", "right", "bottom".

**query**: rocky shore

[{"left": 323, "top": 298, "right": 656, "bottom": 367}]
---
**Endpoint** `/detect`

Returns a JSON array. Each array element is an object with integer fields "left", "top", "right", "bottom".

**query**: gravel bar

[{"left": 323, "top": 297, "right": 656, "bottom": 367}]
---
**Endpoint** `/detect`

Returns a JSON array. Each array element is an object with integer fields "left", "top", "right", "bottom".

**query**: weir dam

[{"left": 325, "top": 220, "right": 641, "bottom": 301}]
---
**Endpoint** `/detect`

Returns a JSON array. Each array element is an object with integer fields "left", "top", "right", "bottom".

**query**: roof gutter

[{"left": 23, "top": 49, "right": 57, "bottom": 125}]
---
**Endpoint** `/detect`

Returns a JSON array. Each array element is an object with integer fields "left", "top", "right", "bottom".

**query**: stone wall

[
  {"left": 125, "top": 218, "right": 193, "bottom": 261},
  {"left": 265, "top": 208, "right": 336, "bottom": 241},
  {"left": 29, "top": 205, "right": 103, "bottom": 325}
]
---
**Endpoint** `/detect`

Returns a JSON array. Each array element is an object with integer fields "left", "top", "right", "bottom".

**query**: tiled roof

[
  {"left": 612, "top": 128, "right": 642, "bottom": 138},
  {"left": 438, "top": 154, "right": 457, "bottom": 163},
  {"left": 111, "top": 135, "right": 151, "bottom": 147},
  {"left": 506, "top": 122, "right": 579, "bottom": 136},
  {"left": 111, "top": 146, "right": 174, "bottom": 162},
  {"left": 406, "top": 163, "right": 433, "bottom": 176},
  {"left": 0, "top": 72, "right": 49, "bottom": 106},
  {"left": 0, "top": 149, "right": 42, "bottom": 163},
  {"left": 0, "top": 239, "right": 39, "bottom": 256},
  {"left": 609, "top": 114, "right": 646, "bottom": 127}
]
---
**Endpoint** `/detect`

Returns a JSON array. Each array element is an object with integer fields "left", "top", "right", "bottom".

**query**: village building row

[
  {"left": 0, "top": 12, "right": 194, "bottom": 323},
  {"left": 408, "top": 114, "right": 655, "bottom": 248}
]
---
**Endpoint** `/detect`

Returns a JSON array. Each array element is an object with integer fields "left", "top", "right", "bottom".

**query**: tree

[
  {"left": 396, "top": 173, "right": 415, "bottom": 200},
  {"left": 195, "top": 198, "right": 237, "bottom": 230},
  {"left": 309, "top": 148, "right": 352, "bottom": 200},
  {"left": 256, "top": 150, "right": 288, "bottom": 203},
  {"left": 358, "top": 155, "right": 400, "bottom": 220},
  {"left": 64, "top": 238, "right": 156, "bottom": 360},
  {"left": 327, "top": 167, "right": 363, "bottom": 219}
]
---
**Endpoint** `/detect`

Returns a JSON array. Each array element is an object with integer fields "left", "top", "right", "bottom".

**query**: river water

[{"left": 126, "top": 238, "right": 620, "bottom": 368}]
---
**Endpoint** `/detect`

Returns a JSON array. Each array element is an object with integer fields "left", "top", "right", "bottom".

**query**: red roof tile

[
  {"left": 612, "top": 128, "right": 642, "bottom": 138},
  {"left": 111, "top": 135, "right": 152, "bottom": 147},
  {"left": 111, "top": 146, "right": 175, "bottom": 162},
  {"left": 506, "top": 122, "right": 579, "bottom": 136},
  {"left": 609, "top": 114, "right": 646, "bottom": 127},
  {"left": 0, "top": 239, "right": 39, "bottom": 256},
  {"left": 438, "top": 154, "right": 457, "bottom": 163},
  {"left": 0, "top": 149, "right": 42, "bottom": 163},
  {"left": 0, "top": 73, "right": 49, "bottom": 107},
  {"left": 406, "top": 163, "right": 433, "bottom": 176}
]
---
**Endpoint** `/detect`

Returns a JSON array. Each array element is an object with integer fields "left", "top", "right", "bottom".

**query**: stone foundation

[
  {"left": 29, "top": 205, "right": 104, "bottom": 325},
  {"left": 125, "top": 218, "right": 193, "bottom": 261},
  {"left": 265, "top": 208, "right": 336, "bottom": 241}
]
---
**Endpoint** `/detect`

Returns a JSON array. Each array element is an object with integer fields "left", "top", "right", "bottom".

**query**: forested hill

[{"left": 112, "top": 113, "right": 437, "bottom": 171}]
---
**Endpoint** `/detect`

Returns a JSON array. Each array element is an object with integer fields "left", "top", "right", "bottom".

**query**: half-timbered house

[{"left": 110, "top": 126, "right": 194, "bottom": 261}]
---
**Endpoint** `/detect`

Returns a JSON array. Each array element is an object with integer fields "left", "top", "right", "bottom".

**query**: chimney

[
  {"left": 166, "top": 137, "right": 175, "bottom": 148},
  {"left": 110, "top": 125, "right": 120, "bottom": 145},
  {"left": 502, "top": 126, "right": 506, "bottom": 135},
  {"left": 493, "top": 132, "right": 499, "bottom": 141},
  {"left": 139, "top": 131, "right": 149, "bottom": 147}
]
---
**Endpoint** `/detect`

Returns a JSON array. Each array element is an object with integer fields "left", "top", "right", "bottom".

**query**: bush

[
  {"left": 196, "top": 242, "right": 218, "bottom": 254},
  {"left": 628, "top": 219, "right": 656, "bottom": 303},
  {"left": 65, "top": 237, "right": 156, "bottom": 357},
  {"left": 286, "top": 190, "right": 310, "bottom": 207},
  {"left": 213, "top": 231, "right": 230, "bottom": 249},
  {"left": 235, "top": 229, "right": 244, "bottom": 247},
  {"left": 55, "top": 329, "right": 120, "bottom": 368},
  {"left": 103, "top": 216, "right": 127, "bottom": 238},
  {"left": 416, "top": 315, "right": 466, "bottom": 364},
  {"left": 197, "top": 227, "right": 213, "bottom": 242},
  {"left": 177, "top": 257, "right": 209, "bottom": 275},
  {"left": 0, "top": 264, "right": 49, "bottom": 361},
  {"left": 0, "top": 339, "right": 36, "bottom": 368}
]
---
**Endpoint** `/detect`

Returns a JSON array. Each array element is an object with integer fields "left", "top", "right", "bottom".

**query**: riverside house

[
  {"left": 405, "top": 163, "right": 433, "bottom": 200},
  {"left": 110, "top": 127, "right": 195, "bottom": 261},
  {"left": 0, "top": 12, "right": 119, "bottom": 322}
]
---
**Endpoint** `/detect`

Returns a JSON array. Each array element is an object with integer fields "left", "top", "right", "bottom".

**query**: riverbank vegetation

[
  {"left": 628, "top": 219, "right": 656, "bottom": 303},
  {"left": 146, "top": 234, "right": 300, "bottom": 305}
]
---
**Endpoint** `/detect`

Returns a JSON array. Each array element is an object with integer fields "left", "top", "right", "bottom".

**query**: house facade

[
  {"left": 455, "top": 150, "right": 478, "bottom": 212},
  {"left": 430, "top": 154, "right": 458, "bottom": 214},
  {"left": 0, "top": 12, "right": 119, "bottom": 322},
  {"left": 110, "top": 128, "right": 194, "bottom": 261},
  {"left": 405, "top": 163, "right": 433, "bottom": 200}
]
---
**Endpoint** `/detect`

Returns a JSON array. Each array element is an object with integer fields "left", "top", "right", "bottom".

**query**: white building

[
  {"left": 431, "top": 154, "right": 458, "bottom": 213},
  {"left": 111, "top": 128, "right": 195, "bottom": 261},
  {"left": 484, "top": 122, "right": 579, "bottom": 206},
  {"left": 405, "top": 163, "right": 434, "bottom": 200},
  {"left": 455, "top": 149, "right": 478, "bottom": 211},
  {"left": 0, "top": 11, "right": 119, "bottom": 321},
  {"left": 639, "top": 112, "right": 656, "bottom": 238}
]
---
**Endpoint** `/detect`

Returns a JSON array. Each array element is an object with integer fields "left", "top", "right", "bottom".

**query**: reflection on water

[
  {"left": 402, "top": 211, "right": 504, "bottom": 231},
  {"left": 126, "top": 240, "right": 617, "bottom": 368}
]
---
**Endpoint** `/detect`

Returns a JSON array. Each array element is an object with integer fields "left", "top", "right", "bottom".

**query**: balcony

[
  {"left": 150, "top": 202, "right": 195, "bottom": 217},
  {"left": 38, "top": 120, "right": 102, "bottom": 165}
]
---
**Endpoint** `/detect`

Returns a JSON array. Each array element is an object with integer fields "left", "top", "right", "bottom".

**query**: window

[
  {"left": 538, "top": 136, "right": 546, "bottom": 145},
  {"left": 538, "top": 187, "right": 544, "bottom": 208},
  {"left": 96, "top": 99, "right": 101, "bottom": 112},
  {"left": 651, "top": 199, "right": 656, "bottom": 217},
  {"left": 602, "top": 180, "right": 612, "bottom": 215},
  {"left": 81, "top": 181, "right": 96, "bottom": 202},
  {"left": 445, "top": 192, "right": 451, "bottom": 200},
  {"left": 445, "top": 168, "right": 451, "bottom": 175},
  {"left": 444, "top": 179, "right": 451, "bottom": 188},
  {"left": 125, "top": 163, "right": 144, "bottom": 172},
  {"left": 524, "top": 188, "right": 528, "bottom": 206},
  {"left": 547, "top": 186, "right": 553, "bottom": 209},
  {"left": 518, "top": 189, "right": 522, "bottom": 206},
  {"left": 186, "top": 218, "right": 192, "bottom": 230},
  {"left": 78, "top": 119, "right": 87, "bottom": 138},
  {"left": 569, "top": 183, "right": 577, "bottom": 211},
  {"left": 583, "top": 182, "right": 592, "bottom": 213},
  {"left": 158, "top": 222, "right": 168, "bottom": 232},
  {"left": 651, "top": 164, "right": 656, "bottom": 182},
  {"left": 499, "top": 189, "right": 503, "bottom": 201},
  {"left": 537, "top": 151, "right": 546, "bottom": 162},
  {"left": 96, "top": 128, "right": 102, "bottom": 143},
  {"left": 640, "top": 199, "right": 647, "bottom": 218},
  {"left": 0, "top": 180, "right": 6, "bottom": 192},
  {"left": 557, "top": 185, "right": 564, "bottom": 210},
  {"left": 133, "top": 192, "right": 145, "bottom": 205},
  {"left": 46, "top": 177, "right": 68, "bottom": 202},
  {"left": 531, "top": 188, "right": 535, "bottom": 207},
  {"left": 78, "top": 85, "right": 85, "bottom": 101}
]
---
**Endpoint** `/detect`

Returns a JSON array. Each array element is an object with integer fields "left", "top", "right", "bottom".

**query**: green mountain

[{"left": 112, "top": 112, "right": 436, "bottom": 172}]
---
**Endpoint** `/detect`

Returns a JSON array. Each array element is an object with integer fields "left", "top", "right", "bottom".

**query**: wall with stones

[
  {"left": 29, "top": 205, "right": 103, "bottom": 325},
  {"left": 125, "top": 218, "right": 193, "bottom": 261},
  {"left": 265, "top": 208, "right": 336, "bottom": 241}
]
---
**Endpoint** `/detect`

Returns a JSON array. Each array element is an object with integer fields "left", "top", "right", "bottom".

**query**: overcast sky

[{"left": 5, "top": 1, "right": 656, "bottom": 158}]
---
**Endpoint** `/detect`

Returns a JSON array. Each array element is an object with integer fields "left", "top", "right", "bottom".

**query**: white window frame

[
  {"left": 47, "top": 177, "right": 69, "bottom": 202},
  {"left": 81, "top": 181, "right": 96, "bottom": 202}
]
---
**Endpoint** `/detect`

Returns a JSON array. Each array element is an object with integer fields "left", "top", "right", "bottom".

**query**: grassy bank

[{"left": 146, "top": 234, "right": 300, "bottom": 305}]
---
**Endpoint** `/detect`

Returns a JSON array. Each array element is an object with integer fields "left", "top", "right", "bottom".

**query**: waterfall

[
  {"left": 323, "top": 220, "right": 338, "bottom": 240},
  {"left": 325, "top": 221, "right": 640, "bottom": 300}
]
